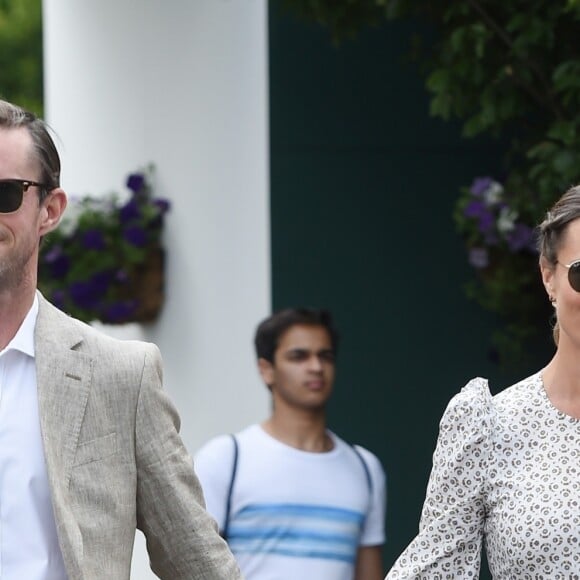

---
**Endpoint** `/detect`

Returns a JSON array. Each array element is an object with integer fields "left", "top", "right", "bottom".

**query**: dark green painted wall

[{"left": 268, "top": 3, "right": 553, "bottom": 575}]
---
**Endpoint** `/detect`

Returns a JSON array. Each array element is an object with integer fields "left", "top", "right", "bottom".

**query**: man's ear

[
  {"left": 258, "top": 357, "right": 275, "bottom": 388},
  {"left": 39, "top": 188, "right": 67, "bottom": 236}
]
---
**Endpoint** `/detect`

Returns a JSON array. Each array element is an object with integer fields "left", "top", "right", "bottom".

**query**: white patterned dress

[{"left": 386, "top": 372, "right": 580, "bottom": 579}]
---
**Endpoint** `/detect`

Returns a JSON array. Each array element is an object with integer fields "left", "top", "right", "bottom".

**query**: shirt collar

[{"left": 1, "top": 293, "right": 39, "bottom": 358}]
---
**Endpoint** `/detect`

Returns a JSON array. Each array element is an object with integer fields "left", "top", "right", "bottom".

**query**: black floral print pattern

[{"left": 386, "top": 373, "right": 580, "bottom": 579}]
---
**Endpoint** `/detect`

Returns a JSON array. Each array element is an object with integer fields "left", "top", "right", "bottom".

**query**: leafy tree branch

[{"left": 280, "top": 0, "right": 580, "bottom": 364}]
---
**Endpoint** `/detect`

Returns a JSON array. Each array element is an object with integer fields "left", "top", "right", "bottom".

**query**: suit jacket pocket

[{"left": 73, "top": 432, "right": 117, "bottom": 467}]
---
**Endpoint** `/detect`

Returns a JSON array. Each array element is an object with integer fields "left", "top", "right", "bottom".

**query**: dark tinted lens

[
  {"left": 0, "top": 180, "right": 24, "bottom": 213},
  {"left": 568, "top": 261, "right": 580, "bottom": 292}
]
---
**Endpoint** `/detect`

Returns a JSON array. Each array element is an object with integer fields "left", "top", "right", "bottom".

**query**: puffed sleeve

[{"left": 386, "top": 377, "right": 493, "bottom": 579}]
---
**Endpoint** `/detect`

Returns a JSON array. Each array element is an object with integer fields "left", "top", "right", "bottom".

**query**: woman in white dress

[{"left": 386, "top": 185, "right": 580, "bottom": 579}]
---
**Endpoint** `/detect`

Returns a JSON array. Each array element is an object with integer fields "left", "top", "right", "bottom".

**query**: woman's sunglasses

[
  {"left": 559, "top": 260, "right": 580, "bottom": 292},
  {"left": 0, "top": 179, "right": 48, "bottom": 213}
]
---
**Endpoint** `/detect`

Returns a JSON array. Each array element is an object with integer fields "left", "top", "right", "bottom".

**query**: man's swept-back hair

[
  {"left": 254, "top": 308, "right": 340, "bottom": 362},
  {"left": 0, "top": 99, "right": 60, "bottom": 199}
]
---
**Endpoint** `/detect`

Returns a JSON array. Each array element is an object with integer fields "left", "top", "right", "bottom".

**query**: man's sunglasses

[
  {"left": 559, "top": 260, "right": 580, "bottom": 292},
  {"left": 0, "top": 179, "right": 48, "bottom": 213}
]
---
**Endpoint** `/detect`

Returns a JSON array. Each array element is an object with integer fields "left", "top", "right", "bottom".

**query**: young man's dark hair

[{"left": 254, "top": 307, "right": 340, "bottom": 363}]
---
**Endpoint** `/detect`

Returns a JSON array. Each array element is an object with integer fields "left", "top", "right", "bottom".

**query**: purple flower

[
  {"left": 470, "top": 177, "right": 494, "bottom": 197},
  {"left": 68, "top": 270, "right": 114, "bottom": 310},
  {"left": 464, "top": 199, "right": 497, "bottom": 234},
  {"left": 91, "top": 270, "right": 115, "bottom": 293},
  {"left": 506, "top": 223, "right": 535, "bottom": 253},
  {"left": 50, "top": 255, "right": 71, "bottom": 278},
  {"left": 119, "top": 199, "right": 141, "bottom": 223},
  {"left": 43, "top": 244, "right": 70, "bottom": 277},
  {"left": 69, "top": 281, "right": 100, "bottom": 310},
  {"left": 103, "top": 300, "right": 138, "bottom": 323},
  {"left": 123, "top": 225, "right": 147, "bottom": 247},
  {"left": 468, "top": 247, "right": 489, "bottom": 269},
  {"left": 81, "top": 229, "right": 106, "bottom": 250},
  {"left": 154, "top": 198, "right": 171, "bottom": 213},
  {"left": 126, "top": 173, "right": 145, "bottom": 193},
  {"left": 42, "top": 246, "right": 71, "bottom": 278},
  {"left": 43, "top": 245, "right": 63, "bottom": 263},
  {"left": 464, "top": 199, "right": 486, "bottom": 218},
  {"left": 115, "top": 269, "right": 129, "bottom": 283},
  {"left": 51, "top": 289, "right": 66, "bottom": 310},
  {"left": 477, "top": 211, "right": 495, "bottom": 233}
]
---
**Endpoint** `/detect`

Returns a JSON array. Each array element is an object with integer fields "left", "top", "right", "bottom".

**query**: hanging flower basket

[
  {"left": 38, "top": 166, "right": 171, "bottom": 325},
  {"left": 454, "top": 176, "right": 552, "bottom": 365},
  {"left": 113, "top": 243, "right": 166, "bottom": 324}
]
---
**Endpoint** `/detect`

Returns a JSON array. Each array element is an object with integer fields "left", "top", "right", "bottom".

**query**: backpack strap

[
  {"left": 351, "top": 443, "right": 373, "bottom": 495},
  {"left": 222, "top": 434, "right": 239, "bottom": 540}
]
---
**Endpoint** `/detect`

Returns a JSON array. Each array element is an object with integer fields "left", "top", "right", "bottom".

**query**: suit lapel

[
  {"left": 36, "top": 344, "right": 93, "bottom": 487},
  {"left": 34, "top": 295, "right": 93, "bottom": 576}
]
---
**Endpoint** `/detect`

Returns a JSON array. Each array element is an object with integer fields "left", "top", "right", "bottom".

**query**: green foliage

[
  {"left": 280, "top": 0, "right": 580, "bottom": 364},
  {"left": 0, "top": 0, "right": 43, "bottom": 114},
  {"left": 280, "top": 0, "right": 388, "bottom": 41},
  {"left": 453, "top": 177, "right": 552, "bottom": 363}
]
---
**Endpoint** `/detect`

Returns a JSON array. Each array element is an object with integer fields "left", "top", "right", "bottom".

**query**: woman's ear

[
  {"left": 39, "top": 188, "right": 67, "bottom": 236},
  {"left": 539, "top": 255, "right": 555, "bottom": 298}
]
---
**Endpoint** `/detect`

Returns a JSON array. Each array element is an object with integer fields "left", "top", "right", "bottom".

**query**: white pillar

[{"left": 43, "top": 2, "right": 270, "bottom": 577}]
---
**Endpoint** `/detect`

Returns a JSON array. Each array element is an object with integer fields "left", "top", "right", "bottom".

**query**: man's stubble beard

[{"left": 0, "top": 244, "right": 36, "bottom": 293}]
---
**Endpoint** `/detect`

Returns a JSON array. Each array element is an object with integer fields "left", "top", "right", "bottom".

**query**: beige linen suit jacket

[{"left": 34, "top": 294, "right": 242, "bottom": 579}]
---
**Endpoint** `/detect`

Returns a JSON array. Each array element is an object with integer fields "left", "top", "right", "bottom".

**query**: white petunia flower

[
  {"left": 482, "top": 181, "right": 504, "bottom": 206},
  {"left": 497, "top": 206, "right": 518, "bottom": 234}
]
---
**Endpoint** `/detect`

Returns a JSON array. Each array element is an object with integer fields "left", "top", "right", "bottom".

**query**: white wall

[{"left": 43, "top": 1, "right": 270, "bottom": 577}]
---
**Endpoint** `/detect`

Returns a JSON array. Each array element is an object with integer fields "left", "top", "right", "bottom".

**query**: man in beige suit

[{"left": 0, "top": 98, "right": 242, "bottom": 579}]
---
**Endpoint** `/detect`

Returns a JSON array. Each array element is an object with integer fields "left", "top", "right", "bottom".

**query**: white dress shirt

[{"left": 0, "top": 294, "right": 67, "bottom": 579}]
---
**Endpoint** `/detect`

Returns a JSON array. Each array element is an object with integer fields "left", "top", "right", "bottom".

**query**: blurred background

[{"left": 3, "top": 1, "right": 569, "bottom": 577}]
